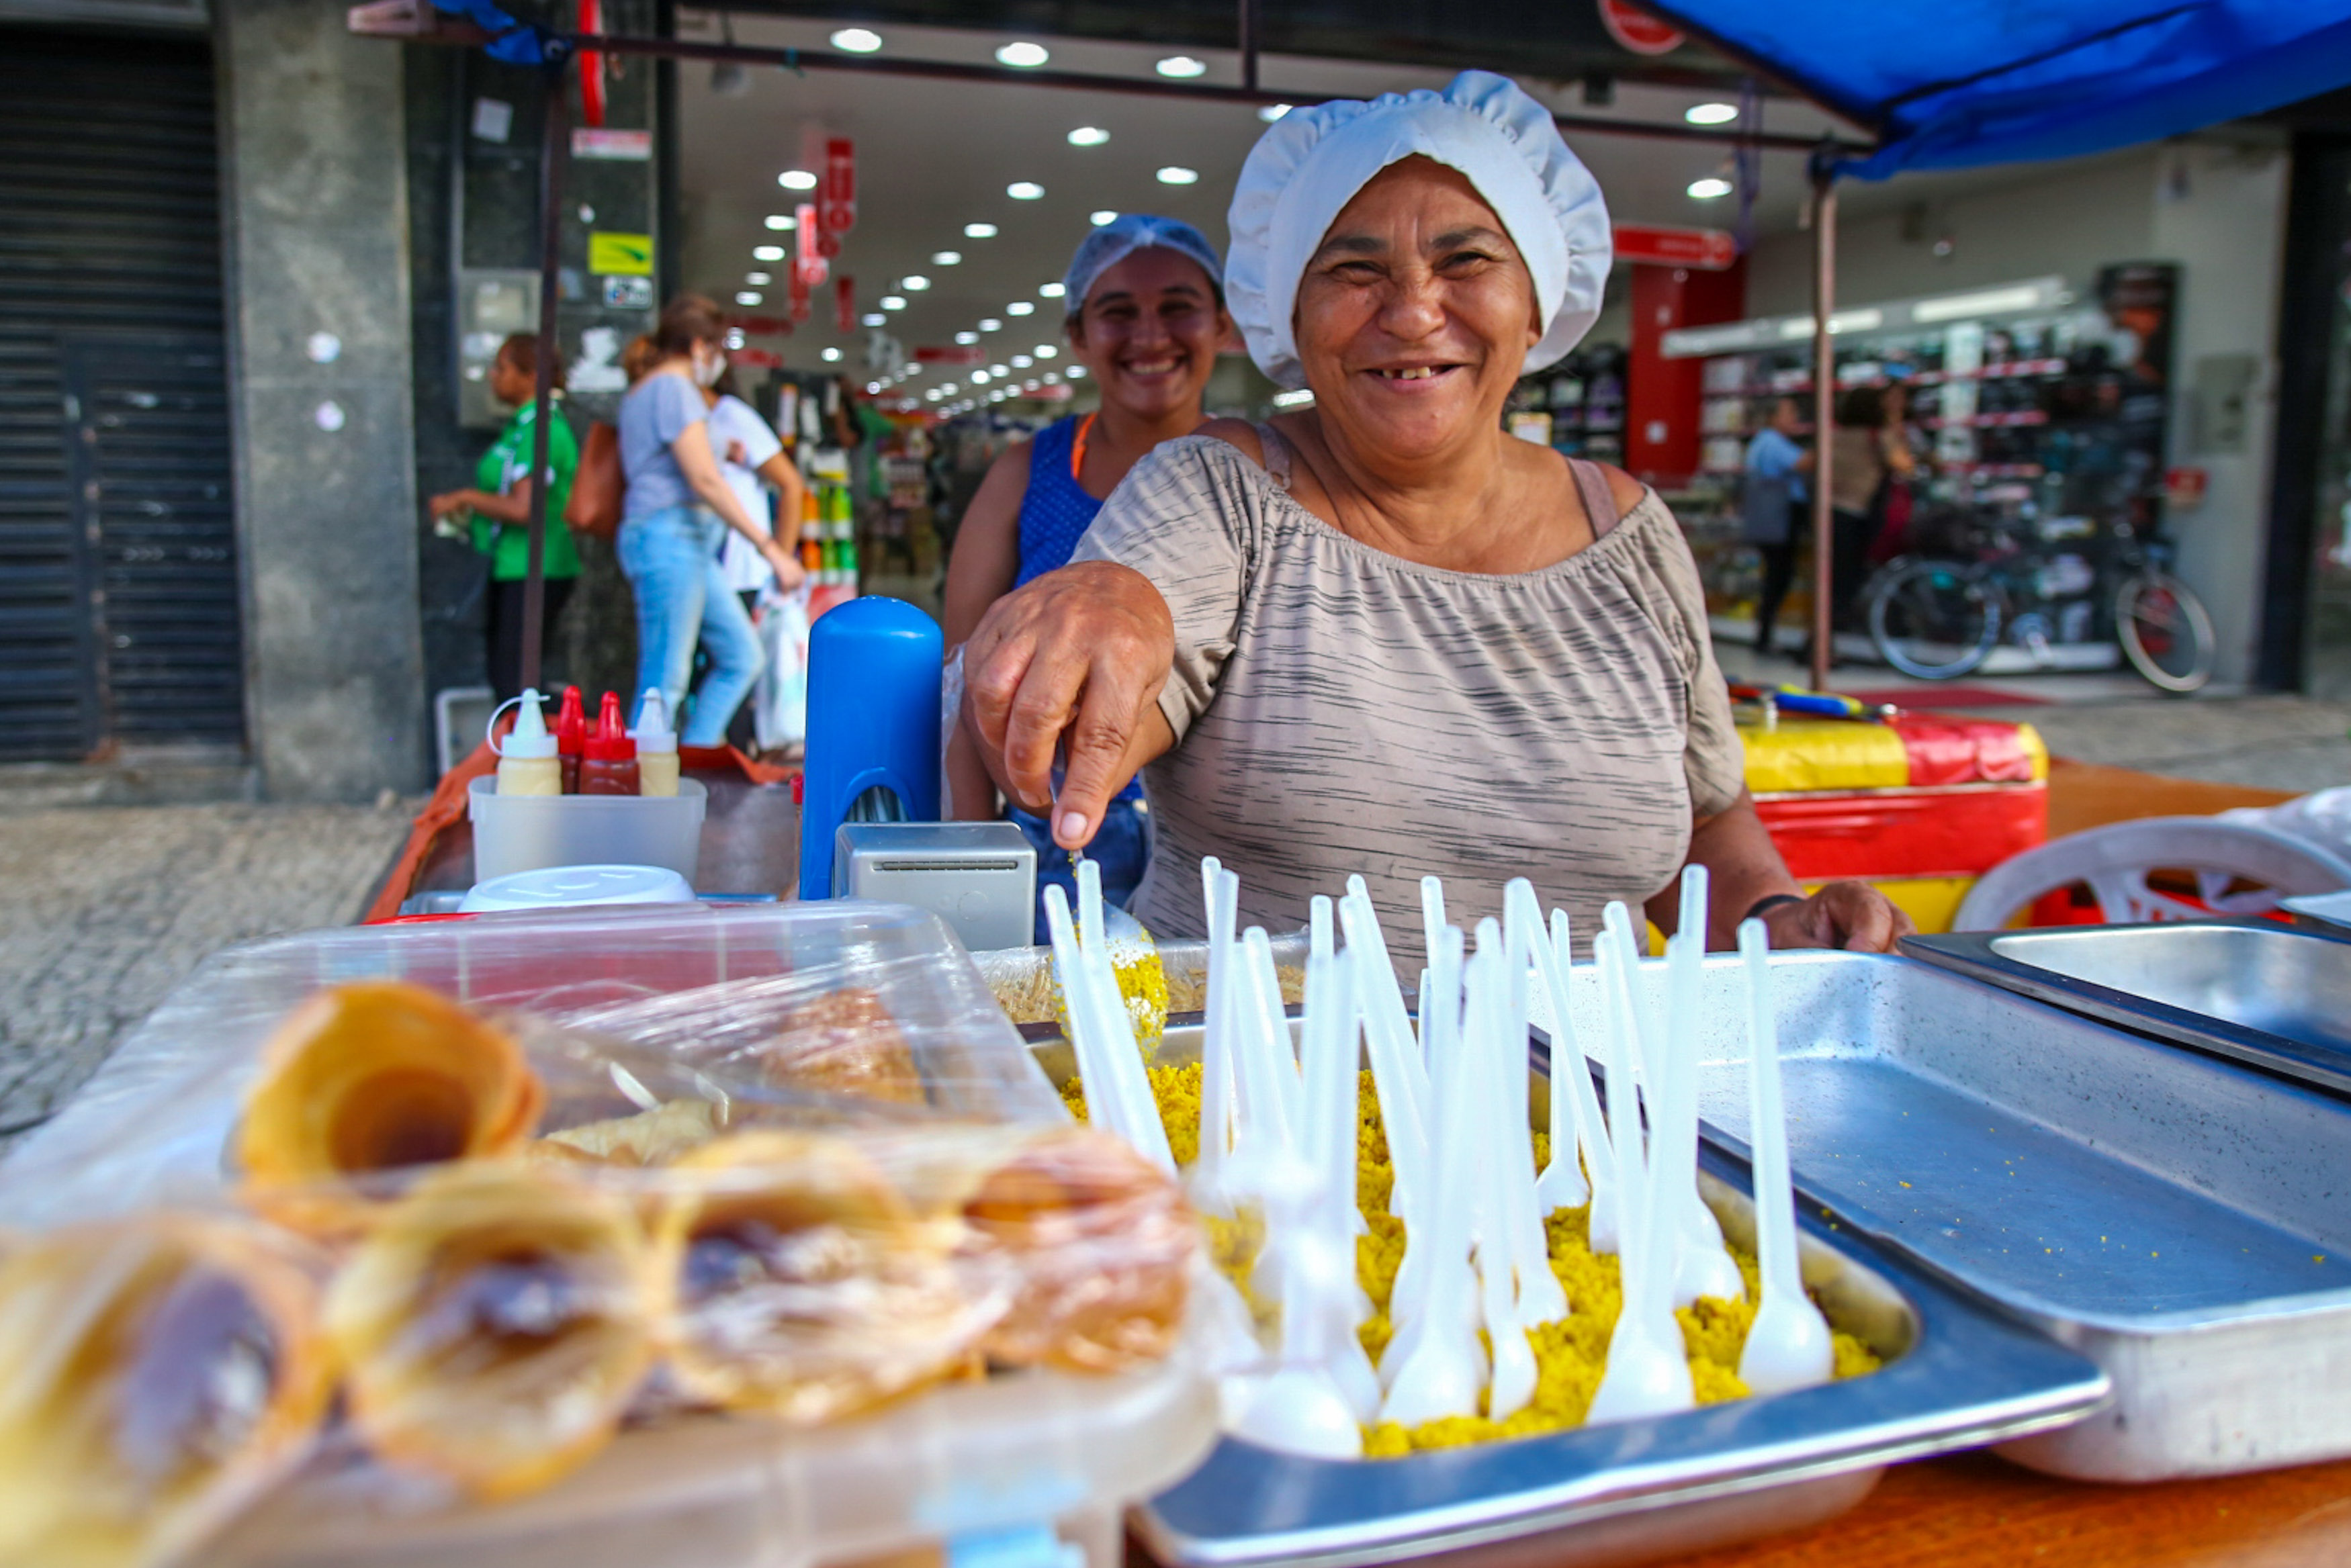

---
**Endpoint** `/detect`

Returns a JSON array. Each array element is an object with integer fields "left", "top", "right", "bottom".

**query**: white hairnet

[
  {"left": 1062, "top": 214, "right": 1224, "bottom": 316},
  {"left": 1225, "top": 71, "right": 1612, "bottom": 390}
]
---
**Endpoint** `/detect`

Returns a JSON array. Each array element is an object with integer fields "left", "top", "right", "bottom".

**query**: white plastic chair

[{"left": 1953, "top": 817, "right": 2351, "bottom": 931}]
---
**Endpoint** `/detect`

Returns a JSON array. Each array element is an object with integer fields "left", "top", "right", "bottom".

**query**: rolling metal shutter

[{"left": 0, "top": 29, "right": 241, "bottom": 761}]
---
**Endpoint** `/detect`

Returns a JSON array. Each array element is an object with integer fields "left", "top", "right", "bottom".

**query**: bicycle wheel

[
  {"left": 1868, "top": 558, "right": 2000, "bottom": 680},
  {"left": 2115, "top": 569, "right": 2216, "bottom": 692}
]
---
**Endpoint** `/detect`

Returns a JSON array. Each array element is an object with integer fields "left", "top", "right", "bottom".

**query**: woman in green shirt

[{"left": 429, "top": 333, "right": 582, "bottom": 700}]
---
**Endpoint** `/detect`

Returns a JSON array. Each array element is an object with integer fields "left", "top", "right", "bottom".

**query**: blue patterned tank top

[
  {"left": 1013, "top": 413, "right": 1141, "bottom": 803},
  {"left": 1013, "top": 416, "right": 1100, "bottom": 589}
]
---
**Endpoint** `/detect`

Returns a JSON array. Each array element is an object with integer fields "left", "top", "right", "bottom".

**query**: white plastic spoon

[
  {"left": 1478, "top": 915, "right": 1568, "bottom": 1329},
  {"left": 1662, "top": 925, "right": 1744, "bottom": 1307},
  {"left": 1049, "top": 882, "right": 1176, "bottom": 1172},
  {"left": 1670, "top": 867, "right": 1736, "bottom": 1263},
  {"left": 1341, "top": 892, "right": 1429, "bottom": 1234},
  {"left": 1377, "top": 925, "right": 1470, "bottom": 1387},
  {"left": 1736, "top": 919, "right": 1834, "bottom": 1395},
  {"left": 1466, "top": 939, "right": 1540, "bottom": 1416},
  {"left": 1301, "top": 935, "right": 1382, "bottom": 1421},
  {"left": 1378, "top": 924, "right": 1485, "bottom": 1426},
  {"left": 1513, "top": 887, "right": 1591, "bottom": 1214},
  {"left": 1585, "top": 921, "right": 1696, "bottom": 1426},
  {"left": 1193, "top": 859, "right": 1240, "bottom": 1215}
]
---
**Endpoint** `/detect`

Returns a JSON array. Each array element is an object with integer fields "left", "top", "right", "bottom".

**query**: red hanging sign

[
  {"left": 1613, "top": 223, "right": 1738, "bottom": 270},
  {"left": 1598, "top": 0, "right": 1683, "bottom": 55},
  {"left": 915, "top": 345, "right": 986, "bottom": 365},
  {"left": 835, "top": 275, "right": 856, "bottom": 333},
  {"left": 793, "top": 201, "right": 828, "bottom": 290},
  {"left": 821, "top": 137, "right": 857, "bottom": 237}
]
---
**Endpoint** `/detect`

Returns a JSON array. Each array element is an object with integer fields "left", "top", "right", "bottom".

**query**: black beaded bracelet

[{"left": 1742, "top": 892, "right": 1806, "bottom": 924}]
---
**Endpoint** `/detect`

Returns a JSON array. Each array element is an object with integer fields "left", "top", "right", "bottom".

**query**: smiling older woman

[{"left": 959, "top": 72, "right": 1910, "bottom": 962}]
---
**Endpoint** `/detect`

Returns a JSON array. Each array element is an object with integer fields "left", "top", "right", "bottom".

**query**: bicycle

[{"left": 1865, "top": 510, "right": 2213, "bottom": 690}]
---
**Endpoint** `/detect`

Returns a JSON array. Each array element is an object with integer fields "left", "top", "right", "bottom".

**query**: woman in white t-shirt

[{"left": 703, "top": 372, "right": 805, "bottom": 603}]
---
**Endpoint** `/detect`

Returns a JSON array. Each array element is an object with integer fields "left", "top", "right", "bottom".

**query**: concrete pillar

[{"left": 216, "top": 0, "right": 428, "bottom": 800}]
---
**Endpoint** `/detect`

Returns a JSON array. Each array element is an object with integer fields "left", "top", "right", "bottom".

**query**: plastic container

[
  {"left": 0, "top": 904, "right": 1214, "bottom": 1568},
  {"left": 457, "top": 863, "right": 695, "bottom": 913},
  {"left": 468, "top": 775, "right": 707, "bottom": 884}
]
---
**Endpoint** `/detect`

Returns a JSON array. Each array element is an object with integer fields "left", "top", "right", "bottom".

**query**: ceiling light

[
  {"left": 1067, "top": 126, "right": 1110, "bottom": 146},
  {"left": 926, "top": 388, "right": 942, "bottom": 400},
  {"left": 862, "top": 312, "right": 885, "bottom": 326},
  {"left": 822, "top": 347, "right": 842, "bottom": 362},
  {"left": 1007, "top": 181, "right": 1045, "bottom": 201},
  {"left": 1156, "top": 167, "right": 1198, "bottom": 185},
  {"left": 1271, "top": 388, "right": 1315, "bottom": 408},
  {"left": 879, "top": 294, "right": 907, "bottom": 310},
  {"left": 736, "top": 291, "right": 762, "bottom": 305},
  {"left": 1687, "top": 176, "right": 1733, "bottom": 199},
  {"left": 955, "top": 331, "right": 979, "bottom": 344},
  {"left": 1043, "top": 372, "right": 1061, "bottom": 384},
  {"left": 746, "top": 271, "right": 771, "bottom": 285},
  {"left": 830, "top": 26, "right": 883, "bottom": 52},
  {"left": 989, "top": 363, "right": 1010, "bottom": 375},
  {"left": 979, "top": 318, "right": 1002, "bottom": 331},
  {"left": 971, "top": 369, "right": 990, "bottom": 383},
  {"left": 1066, "top": 365, "right": 1086, "bottom": 377},
  {"left": 965, "top": 222, "right": 998, "bottom": 238},
  {"left": 902, "top": 275, "right": 931, "bottom": 291},
  {"left": 1012, "top": 355, "right": 1033, "bottom": 368},
  {"left": 1006, "top": 301, "right": 1035, "bottom": 316},
  {"left": 1040, "top": 282, "right": 1066, "bottom": 298},
  {"left": 932, "top": 250, "right": 963, "bottom": 265},
  {"left": 901, "top": 363, "right": 923, "bottom": 374},
  {"left": 995, "top": 40, "right": 1049, "bottom": 68},
  {"left": 753, "top": 244, "right": 785, "bottom": 261},
  {"left": 1034, "top": 345, "right": 1058, "bottom": 359},
  {"left": 1025, "top": 379, "right": 1041, "bottom": 391},
  {"left": 1258, "top": 103, "right": 1292, "bottom": 122},
  {"left": 940, "top": 381, "right": 959, "bottom": 394},
  {"left": 1685, "top": 101, "right": 1739, "bottom": 126},
  {"left": 1089, "top": 210, "right": 1116, "bottom": 226},
  {"left": 1156, "top": 55, "right": 1205, "bottom": 78},
  {"left": 778, "top": 169, "right": 817, "bottom": 190},
  {"left": 764, "top": 214, "right": 795, "bottom": 230},
  {"left": 724, "top": 328, "right": 746, "bottom": 349}
]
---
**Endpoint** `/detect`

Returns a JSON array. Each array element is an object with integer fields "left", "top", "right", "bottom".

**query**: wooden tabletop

[{"left": 1646, "top": 1452, "right": 2351, "bottom": 1568}]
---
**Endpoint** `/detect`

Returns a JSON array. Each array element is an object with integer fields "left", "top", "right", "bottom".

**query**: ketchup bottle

[
  {"left": 578, "top": 691, "right": 640, "bottom": 796},
  {"left": 554, "top": 685, "right": 587, "bottom": 794}
]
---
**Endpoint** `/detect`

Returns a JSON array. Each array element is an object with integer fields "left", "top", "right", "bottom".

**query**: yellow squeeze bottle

[
  {"left": 494, "top": 688, "right": 562, "bottom": 795},
  {"left": 630, "top": 690, "right": 680, "bottom": 797}
]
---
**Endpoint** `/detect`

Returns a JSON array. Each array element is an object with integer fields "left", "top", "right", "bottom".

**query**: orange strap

[{"left": 1070, "top": 412, "right": 1096, "bottom": 483}]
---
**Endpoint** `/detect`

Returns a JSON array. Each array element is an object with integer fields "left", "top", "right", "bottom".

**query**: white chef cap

[
  {"left": 1225, "top": 71, "right": 1612, "bottom": 391},
  {"left": 1063, "top": 214, "right": 1224, "bottom": 318}
]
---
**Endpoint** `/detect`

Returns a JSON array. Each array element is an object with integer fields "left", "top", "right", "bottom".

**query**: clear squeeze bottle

[
  {"left": 493, "top": 688, "right": 562, "bottom": 796},
  {"left": 630, "top": 690, "right": 680, "bottom": 797},
  {"left": 578, "top": 691, "right": 640, "bottom": 796},
  {"left": 555, "top": 684, "right": 587, "bottom": 794}
]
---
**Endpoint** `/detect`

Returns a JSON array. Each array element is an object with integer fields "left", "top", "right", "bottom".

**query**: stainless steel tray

[
  {"left": 1604, "top": 950, "right": 2351, "bottom": 1481},
  {"left": 1900, "top": 920, "right": 2351, "bottom": 1097},
  {"left": 1035, "top": 1025, "right": 2106, "bottom": 1568}
]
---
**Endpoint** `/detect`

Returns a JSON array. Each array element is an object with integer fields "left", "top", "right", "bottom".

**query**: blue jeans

[
  {"left": 1008, "top": 796, "right": 1151, "bottom": 944},
  {"left": 617, "top": 505, "right": 764, "bottom": 747}
]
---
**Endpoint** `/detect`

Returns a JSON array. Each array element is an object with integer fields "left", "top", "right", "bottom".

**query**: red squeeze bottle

[
  {"left": 578, "top": 691, "right": 640, "bottom": 796},
  {"left": 555, "top": 685, "right": 587, "bottom": 794}
]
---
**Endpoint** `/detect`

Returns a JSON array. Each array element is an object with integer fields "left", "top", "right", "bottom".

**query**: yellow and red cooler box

[{"left": 1742, "top": 713, "right": 2047, "bottom": 933}]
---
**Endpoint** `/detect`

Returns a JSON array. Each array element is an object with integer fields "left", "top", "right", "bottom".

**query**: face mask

[{"left": 693, "top": 349, "right": 727, "bottom": 388}]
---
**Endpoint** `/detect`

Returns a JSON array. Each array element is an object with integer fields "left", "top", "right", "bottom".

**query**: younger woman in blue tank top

[{"left": 942, "top": 216, "right": 1232, "bottom": 938}]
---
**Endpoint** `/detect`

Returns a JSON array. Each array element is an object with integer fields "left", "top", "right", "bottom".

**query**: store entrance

[{"left": 2270, "top": 136, "right": 2351, "bottom": 700}]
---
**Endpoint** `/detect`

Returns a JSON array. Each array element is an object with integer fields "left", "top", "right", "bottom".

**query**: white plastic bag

[{"left": 754, "top": 584, "right": 811, "bottom": 751}]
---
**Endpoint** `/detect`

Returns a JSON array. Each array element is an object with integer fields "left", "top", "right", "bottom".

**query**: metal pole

[
  {"left": 1808, "top": 162, "right": 1837, "bottom": 696},
  {"left": 1238, "top": 0, "right": 1258, "bottom": 91},
  {"left": 519, "top": 49, "right": 571, "bottom": 698}
]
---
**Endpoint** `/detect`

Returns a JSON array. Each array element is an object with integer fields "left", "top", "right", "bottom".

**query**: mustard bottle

[
  {"left": 630, "top": 689, "right": 680, "bottom": 798},
  {"left": 494, "top": 689, "right": 562, "bottom": 796}
]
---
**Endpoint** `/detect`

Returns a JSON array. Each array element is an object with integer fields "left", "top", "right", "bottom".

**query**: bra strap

[
  {"left": 1568, "top": 457, "right": 1624, "bottom": 538},
  {"left": 1251, "top": 420, "right": 1297, "bottom": 492}
]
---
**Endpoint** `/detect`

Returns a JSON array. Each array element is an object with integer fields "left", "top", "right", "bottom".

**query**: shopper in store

[
  {"left": 1820, "top": 384, "right": 1918, "bottom": 656},
  {"left": 1740, "top": 396, "right": 1814, "bottom": 657},
  {"left": 615, "top": 295, "right": 805, "bottom": 747},
  {"left": 701, "top": 368, "right": 804, "bottom": 749},
  {"left": 955, "top": 71, "right": 1910, "bottom": 960},
  {"left": 942, "top": 213, "right": 1232, "bottom": 935},
  {"left": 427, "top": 333, "right": 581, "bottom": 702}
]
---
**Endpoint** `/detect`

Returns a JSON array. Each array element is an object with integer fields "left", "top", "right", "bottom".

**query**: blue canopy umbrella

[{"left": 1639, "top": 0, "right": 2351, "bottom": 179}]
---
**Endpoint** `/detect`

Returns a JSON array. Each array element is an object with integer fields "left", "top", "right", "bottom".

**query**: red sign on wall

[
  {"left": 793, "top": 201, "right": 827, "bottom": 290},
  {"left": 835, "top": 275, "right": 855, "bottom": 334},
  {"left": 821, "top": 137, "right": 857, "bottom": 238},
  {"left": 1613, "top": 224, "right": 1738, "bottom": 270},
  {"left": 914, "top": 345, "right": 986, "bottom": 365},
  {"left": 1598, "top": 0, "right": 1683, "bottom": 55}
]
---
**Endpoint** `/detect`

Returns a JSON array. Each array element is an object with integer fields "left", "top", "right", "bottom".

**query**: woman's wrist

[{"left": 1742, "top": 892, "right": 1806, "bottom": 925}]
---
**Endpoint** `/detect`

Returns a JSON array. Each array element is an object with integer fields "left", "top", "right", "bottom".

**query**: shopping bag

[
  {"left": 564, "top": 421, "right": 624, "bottom": 542},
  {"left": 754, "top": 584, "right": 811, "bottom": 751}
]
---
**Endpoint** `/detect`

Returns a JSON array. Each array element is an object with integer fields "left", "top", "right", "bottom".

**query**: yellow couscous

[{"left": 1064, "top": 1060, "right": 1879, "bottom": 1457}]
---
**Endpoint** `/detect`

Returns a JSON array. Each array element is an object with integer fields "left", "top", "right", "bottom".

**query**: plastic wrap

[{"left": 0, "top": 904, "right": 1208, "bottom": 1568}]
